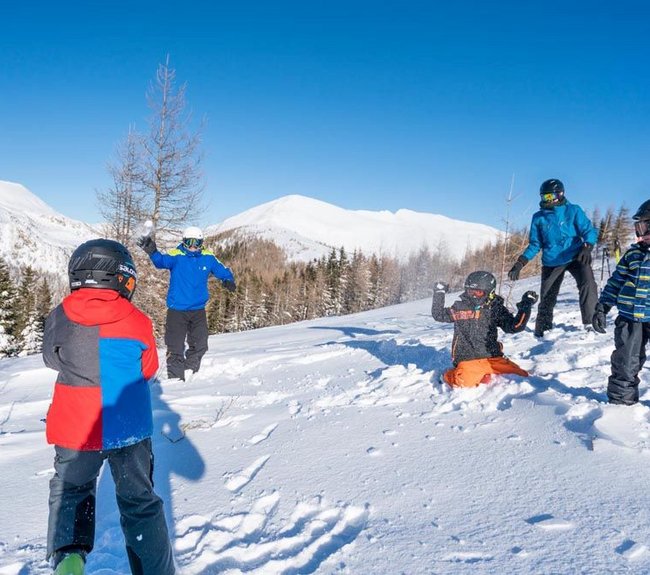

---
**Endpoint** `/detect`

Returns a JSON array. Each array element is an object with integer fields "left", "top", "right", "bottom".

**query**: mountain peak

[{"left": 209, "top": 194, "right": 501, "bottom": 262}]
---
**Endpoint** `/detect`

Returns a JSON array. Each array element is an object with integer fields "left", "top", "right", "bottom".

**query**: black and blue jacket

[{"left": 599, "top": 242, "right": 650, "bottom": 322}]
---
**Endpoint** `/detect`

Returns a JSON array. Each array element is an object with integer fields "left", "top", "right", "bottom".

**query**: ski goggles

[
  {"left": 540, "top": 191, "right": 563, "bottom": 204},
  {"left": 634, "top": 219, "right": 650, "bottom": 238},
  {"left": 183, "top": 237, "right": 203, "bottom": 248},
  {"left": 465, "top": 288, "right": 486, "bottom": 298}
]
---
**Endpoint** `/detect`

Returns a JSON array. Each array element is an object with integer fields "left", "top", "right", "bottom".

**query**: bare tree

[
  {"left": 141, "top": 55, "right": 204, "bottom": 235},
  {"left": 97, "top": 127, "right": 146, "bottom": 244}
]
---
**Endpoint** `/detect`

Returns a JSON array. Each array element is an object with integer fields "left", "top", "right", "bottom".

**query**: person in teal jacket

[
  {"left": 592, "top": 200, "right": 650, "bottom": 404},
  {"left": 138, "top": 226, "right": 236, "bottom": 381},
  {"left": 508, "top": 179, "right": 598, "bottom": 337}
]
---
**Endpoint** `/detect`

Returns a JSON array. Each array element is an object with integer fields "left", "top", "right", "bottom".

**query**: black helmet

[
  {"left": 68, "top": 239, "right": 137, "bottom": 300},
  {"left": 540, "top": 179, "right": 565, "bottom": 195},
  {"left": 464, "top": 271, "right": 496, "bottom": 298},
  {"left": 633, "top": 200, "right": 650, "bottom": 221}
]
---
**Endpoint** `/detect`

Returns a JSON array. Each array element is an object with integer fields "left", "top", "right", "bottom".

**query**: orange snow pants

[{"left": 443, "top": 357, "right": 528, "bottom": 388}]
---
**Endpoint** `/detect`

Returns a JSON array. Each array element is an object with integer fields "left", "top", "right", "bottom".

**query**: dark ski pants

[
  {"left": 535, "top": 259, "right": 598, "bottom": 335},
  {"left": 608, "top": 317, "right": 650, "bottom": 405},
  {"left": 165, "top": 308, "right": 209, "bottom": 380},
  {"left": 47, "top": 438, "right": 175, "bottom": 575}
]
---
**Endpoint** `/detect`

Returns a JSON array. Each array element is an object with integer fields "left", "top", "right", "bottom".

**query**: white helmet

[{"left": 182, "top": 226, "right": 203, "bottom": 240}]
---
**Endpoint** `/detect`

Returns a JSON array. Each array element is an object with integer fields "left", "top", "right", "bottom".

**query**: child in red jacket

[
  {"left": 432, "top": 271, "right": 538, "bottom": 387},
  {"left": 43, "top": 239, "right": 175, "bottom": 575}
]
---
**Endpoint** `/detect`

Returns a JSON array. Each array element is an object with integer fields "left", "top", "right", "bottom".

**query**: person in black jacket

[{"left": 432, "top": 271, "right": 538, "bottom": 387}]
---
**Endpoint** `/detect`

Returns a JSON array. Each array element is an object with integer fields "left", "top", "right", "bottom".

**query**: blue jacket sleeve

[
  {"left": 150, "top": 250, "right": 175, "bottom": 270},
  {"left": 574, "top": 206, "right": 598, "bottom": 245},
  {"left": 522, "top": 215, "right": 542, "bottom": 262},
  {"left": 210, "top": 256, "right": 234, "bottom": 282}
]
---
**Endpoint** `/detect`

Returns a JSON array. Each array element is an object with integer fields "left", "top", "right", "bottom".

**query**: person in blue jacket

[
  {"left": 138, "top": 226, "right": 236, "bottom": 381},
  {"left": 592, "top": 200, "right": 650, "bottom": 404},
  {"left": 508, "top": 179, "right": 598, "bottom": 337}
]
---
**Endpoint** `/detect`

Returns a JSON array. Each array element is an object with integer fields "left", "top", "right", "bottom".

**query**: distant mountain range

[
  {"left": 207, "top": 194, "right": 501, "bottom": 262},
  {"left": 0, "top": 181, "right": 501, "bottom": 280},
  {"left": 0, "top": 181, "right": 99, "bottom": 278}
]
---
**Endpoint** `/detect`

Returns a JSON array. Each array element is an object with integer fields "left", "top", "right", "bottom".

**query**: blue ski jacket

[
  {"left": 599, "top": 243, "right": 650, "bottom": 322},
  {"left": 521, "top": 201, "right": 598, "bottom": 267},
  {"left": 149, "top": 244, "right": 234, "bottom": 311}
]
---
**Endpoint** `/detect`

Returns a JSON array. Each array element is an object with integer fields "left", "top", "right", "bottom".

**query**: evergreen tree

[
  {"left": 0, "top": 258, "right": 19, "bottom": 357},
  {"left": 14, "top": 267, "right": 37, "bottom": 349}
]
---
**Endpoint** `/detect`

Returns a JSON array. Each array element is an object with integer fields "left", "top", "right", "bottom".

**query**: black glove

[
  {"left": 517, "top": 290, "right": 539, "bottom": 310},
  {"left": 575, "top": 243, "right": 594, "bottom": 265},
  {"left": 434, "top": 282, "right": 449, "bottom": 294},
  {"left": 592, "top": 302, "right": 611, "bottom": 334},
  {"left": 508, "top": 255, "right": 528, "bottom": 281},
  {"left": 137, "top": 235, "right": 157, "bottom": 255},
  {"left": 223, "top": 279, "right": 237, "bottom": 293}
]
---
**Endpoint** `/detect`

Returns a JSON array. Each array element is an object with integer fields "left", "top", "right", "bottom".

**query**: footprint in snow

[
  {"left": 526, "top": 513, "right": 575, "bottom": 531},
  {"left": 224, "top": 455, "right": 270, "bottom": 493},
  {"left": 174, "top": 492, "right": 369, "bottom": 574},
  {"left": 616, "top": 539, "right": 649, "bottom": 561},
  {"left": 247, "top": 423, "right": 278, "bottom": 445}
]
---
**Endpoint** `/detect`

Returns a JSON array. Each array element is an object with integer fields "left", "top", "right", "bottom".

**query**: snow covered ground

[{"left": 2, "top": 278, "right": 650, "bottom": 574}]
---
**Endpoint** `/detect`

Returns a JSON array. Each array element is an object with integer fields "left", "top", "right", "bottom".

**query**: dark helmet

[
  {"left": 68, "top": 239, "right": 137, "bottom": 300},
  {"left": 540, "top": 179, "right": 565, "bottom": 195},
  {"left": 633, "top": 200, "right": 650, "bottom": 221},
  {"left": 464, "top": 271, "right": 497, "bottom": 299}
]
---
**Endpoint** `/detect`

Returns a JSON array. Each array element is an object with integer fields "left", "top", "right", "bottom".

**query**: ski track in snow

[{"left": 6, "top": 284, "right": 650, "bottom": 573}]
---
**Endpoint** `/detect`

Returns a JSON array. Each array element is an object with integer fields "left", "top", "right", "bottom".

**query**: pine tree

[{"left": 0, "top": 258, "right": 19, "bottom": 357}]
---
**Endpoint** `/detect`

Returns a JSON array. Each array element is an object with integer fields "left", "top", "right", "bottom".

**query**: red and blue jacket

[{"left": 43, "top": 288, "right": 159, "bottom": 451}]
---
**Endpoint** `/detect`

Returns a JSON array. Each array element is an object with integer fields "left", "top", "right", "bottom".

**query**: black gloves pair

[
  {"left": 136, "top": 235, "right": 157, "bottom": 255},
  {"left": 575, "top": 243, "right": 594, "bottom": 266},
  {"left": 508, "top": 255, "right": 529, "bottom": 281},
  {"left": 516, "top": 290, "right": 538, "bottom": 310},
  {"left": 592, "top": 302, "right": 611, "bottom": 333}
]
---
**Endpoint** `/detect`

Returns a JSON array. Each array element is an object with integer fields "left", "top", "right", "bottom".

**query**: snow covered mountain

[
  {"left": 207, "top": 194, "right": 501, "bottom": 262},
  {"left": 0, "top": 180, "right": 99, "bottom": 276}
]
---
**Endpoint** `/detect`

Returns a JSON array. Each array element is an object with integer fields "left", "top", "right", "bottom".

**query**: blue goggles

[{"left": 183, "top": 237, "right": 203, "bottom": 248}]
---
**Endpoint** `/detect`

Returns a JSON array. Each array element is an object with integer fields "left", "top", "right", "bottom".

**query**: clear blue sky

[{"left": 2, "top": 1, "right": 649, "bottom": 230}]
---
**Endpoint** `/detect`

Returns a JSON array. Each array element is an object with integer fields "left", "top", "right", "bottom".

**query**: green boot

[{"left": 54, "top": 552, "right": 85, "bottom": 575}]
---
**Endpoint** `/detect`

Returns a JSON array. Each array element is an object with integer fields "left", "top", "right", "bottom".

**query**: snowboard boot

[{"left": 53, "top": 552, "right": 85, "bottom": 575}]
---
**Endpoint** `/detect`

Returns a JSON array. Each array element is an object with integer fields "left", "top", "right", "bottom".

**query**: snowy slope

[
  {"left": 0, "top": 181, "right": 99, "bottom": 275},
  {"left": 207, "top": 194, "right": 501, "bottom": 262},
  {"left": 3, "top": 277, "right": 650, "bottom": 574}
]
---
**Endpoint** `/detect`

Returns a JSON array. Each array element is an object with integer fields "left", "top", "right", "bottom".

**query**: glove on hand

[
  {"left": 576, "top": 243, "right": 594, "bottom": 266},
  {"left": 137, "top": 235, "right": 157, "bottom": 255},
  {"left": 508, "top": 255, "right": 528, "bottom": 281},
  {"left": 434, "top": 282, "right": 449, "bottom": 293},
  {"left": 223, "top": 279, "right": 237, "bottom": 293},
  {"left": 517, "top": 290, "right": 539, "bottom": 309},
  {"left": 592, "top": 302, "right": 611, "bottom": 334}
]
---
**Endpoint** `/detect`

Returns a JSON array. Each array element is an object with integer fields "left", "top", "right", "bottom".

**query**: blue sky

[{"left": 2, "top": 1, "right": 649, "bottom": 230}]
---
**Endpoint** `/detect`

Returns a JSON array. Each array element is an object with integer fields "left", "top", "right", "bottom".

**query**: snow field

[{"left": 2, "top": 278, "right": 650, "bottom": 573}]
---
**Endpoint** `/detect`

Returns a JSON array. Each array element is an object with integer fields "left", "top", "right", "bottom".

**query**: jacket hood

[
  {"left": 176, "top": 243, "right": 203, "bottom": 257},
  {"left": 62, "top": 288, "right": 135, "bottom": 326}
]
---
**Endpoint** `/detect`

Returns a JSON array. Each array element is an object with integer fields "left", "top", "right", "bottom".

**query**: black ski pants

[
  {"left": 608, "top": 316, "right": 650, "bottom": 405},
  {"left": 535, "top": 259, "right": 598, "bottom": 335},
  {"left": 165, "top": 308, "right": 209, "bottom": 380},
  {"left": 47, "top": 438, "right": 175, "bottom": 575}
]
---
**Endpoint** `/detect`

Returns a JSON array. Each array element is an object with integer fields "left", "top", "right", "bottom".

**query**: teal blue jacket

[
  {"left": 599, "top": 243, "right": 650, "bottom": 322},
  {"left": 522, "top": 202, "right": 598, "bottom": 267},
  {"left": 150, "top": 244, "right": 234, "bottom": 311}
]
